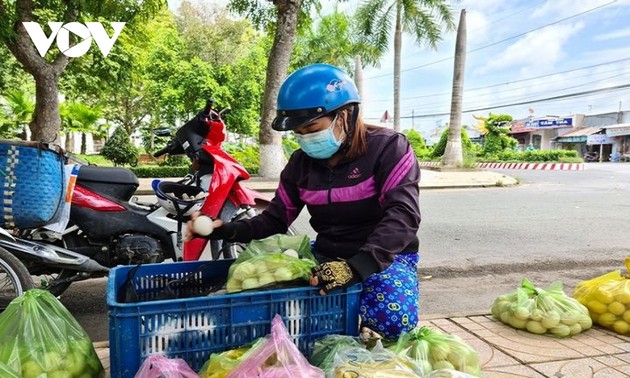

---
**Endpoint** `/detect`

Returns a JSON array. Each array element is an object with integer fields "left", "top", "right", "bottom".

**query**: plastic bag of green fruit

[
  {"left": 573, "top": 257, "right": 630, "bottom": 335},
  {"left": 388, "top": 326, "right": 481, "bottom": 376},
  {"left": 0, "top": 289, "right": 105, "bottom": 378},
  {"left": 491, "top": 278, "right": 592, "bottom": 337},
  {"left": 226, "top": 234, "right": 317, "bottom": 293}
]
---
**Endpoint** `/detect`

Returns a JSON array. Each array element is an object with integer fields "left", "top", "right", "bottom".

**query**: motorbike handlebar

[{"left": 153, "top": 145, "right": 170, "bottom": 158}]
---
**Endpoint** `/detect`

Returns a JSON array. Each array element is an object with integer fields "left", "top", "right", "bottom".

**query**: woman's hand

[
  {"left": 184, "top": 211, "right": 224, "bottom": 241},
  {"left": 310, "top": 261, "right": 359, "bottom": 295}
]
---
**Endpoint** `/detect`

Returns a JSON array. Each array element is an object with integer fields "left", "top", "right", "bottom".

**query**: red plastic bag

[
  {"left": 134, "top": 355, "right": 198, "bottom": 378},
  {"left": 227, "top": 315, "right": 324, "bottom": 378}
]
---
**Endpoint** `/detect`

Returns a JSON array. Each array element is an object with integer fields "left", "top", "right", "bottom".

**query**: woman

[{"left": 187, "top": 63, "right": 421, "bottom": 338}]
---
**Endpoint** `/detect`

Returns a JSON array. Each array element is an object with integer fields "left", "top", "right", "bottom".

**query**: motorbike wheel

[
  {"left": 210, "top": 200, "right": 298, "bottom": 260},
  {"left": 0, "top": 247, "right": 34, "bottom": 310}
]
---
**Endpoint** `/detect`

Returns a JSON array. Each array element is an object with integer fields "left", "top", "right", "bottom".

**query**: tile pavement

[
  {"left": 421, "top": 314, "right": 630, "bottom": 377},
  {"left": 96, "top": 315, "right": 630, "bottom": 378}
]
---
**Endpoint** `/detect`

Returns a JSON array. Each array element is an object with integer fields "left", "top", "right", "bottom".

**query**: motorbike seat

[{"left": 78, "top": 166, "right": 139, "bottom": 186}]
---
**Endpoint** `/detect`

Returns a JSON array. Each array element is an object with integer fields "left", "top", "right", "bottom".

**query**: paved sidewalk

[
  {"left": 135, "top": 168, "right": 519, "bottom": 195},
  {"left": 421, "top": 313, "right": 630, "bottom": 377}
]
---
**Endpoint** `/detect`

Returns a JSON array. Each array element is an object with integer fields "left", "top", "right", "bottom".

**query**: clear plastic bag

[
  {"left": 227, "top": 314, "right": 324, "bottom": 378},
  {"left": 390, "top": 326, "right": 480, "bottom": 376},
  {"left": 226, "top": 235, "right": 317, "bottom": 293},
  {"left": 134, "top": 355, "right": 198, "bottom": 378},
  {"left": 573, "top": 257, "right": 630, "bottom": 334},
  {"left": 330, "top": 340, "right": 423, "bottom": 378},
  {"left": 491, "top": 278, "right": 592, "bottom": 337},
  {"left": 0, "top": 361, "right": 20, "bottom": 378},
  {"left": 199, "top": 339, "right": 264, "bottom": 378},
  {"left": 0, "top": 289, "right": 104, "bottom": 378},
  {"left": 309, "top": 335, "right": 362, "bottom": 374}
]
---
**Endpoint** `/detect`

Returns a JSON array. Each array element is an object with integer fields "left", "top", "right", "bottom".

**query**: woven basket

[{"left": 0, "top": 140, "right": 64, "bottom": 229}]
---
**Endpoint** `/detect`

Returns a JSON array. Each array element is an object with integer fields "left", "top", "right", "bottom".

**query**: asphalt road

[{"left": 59, "top": 162, "right": 630, "bottom": 342}]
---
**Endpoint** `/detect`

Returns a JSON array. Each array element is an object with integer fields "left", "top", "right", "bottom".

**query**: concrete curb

[{"left": 418, "top": 161, "right": 584, "bottom": 171}]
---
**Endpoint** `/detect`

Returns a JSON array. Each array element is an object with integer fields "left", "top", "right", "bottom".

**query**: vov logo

[{"left": 22, "top": 22, "right": 125, "bottom": 58}]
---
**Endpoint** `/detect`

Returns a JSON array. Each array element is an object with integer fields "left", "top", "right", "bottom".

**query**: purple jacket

[{"left": 235, "top": 127, "right": 421, "bottom": 280}]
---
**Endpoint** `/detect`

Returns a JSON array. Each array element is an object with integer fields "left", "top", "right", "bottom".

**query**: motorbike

[
  {"left": 0, "top": 99, "right": 288, "bottom": 307},
  {"left": 584, "top": 151, "right": 599, "bottom": 162}
]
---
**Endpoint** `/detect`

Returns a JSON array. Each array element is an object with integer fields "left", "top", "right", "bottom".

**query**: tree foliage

[
  {"left": 0, "top": 0, "right": 165, "bottom": 142},
  {"left": 101, "top": 126, "right": 138, "bottom": 166},
  {"left": 474, "top": 113, "right": 518, "bottom": 156},
  {"left": 432, "top": 127, "right": 473, "bottom": 158}
]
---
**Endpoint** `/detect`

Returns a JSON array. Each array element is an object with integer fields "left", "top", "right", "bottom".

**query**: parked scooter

[
  {"left": 0, "top": 99, "right": 285, "bottom": 303},
  {"left": 584, "top": 151, "right": 599, "bottom": 162}
]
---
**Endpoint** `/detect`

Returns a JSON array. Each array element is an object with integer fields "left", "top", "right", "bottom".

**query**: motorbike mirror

[
  {"left": 153, "top": 128, "right": 172, "bottom": 137},
  {"left": 219, "top": 107, "right": 231, "bottom": 117}
]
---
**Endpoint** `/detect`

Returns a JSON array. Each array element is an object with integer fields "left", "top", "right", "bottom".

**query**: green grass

[{"left": 73, "top": 154, "right": 114, "bottom": 166}]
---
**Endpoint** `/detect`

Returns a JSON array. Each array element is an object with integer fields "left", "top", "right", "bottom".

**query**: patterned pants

[{"left": 359, "top": 253, "right": 419, "bottom": 339}]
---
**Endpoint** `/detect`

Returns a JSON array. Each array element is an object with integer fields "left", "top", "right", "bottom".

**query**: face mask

[{"left": 295, "top": 115, "right": 344, "bottom": 159}]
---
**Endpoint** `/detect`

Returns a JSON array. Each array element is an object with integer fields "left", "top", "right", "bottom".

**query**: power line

[
  {"left": 365, "top": 1, "right": 618, "bottom": 80},
  {"left": 365, "top": 83, "right": 630, "bottom": 119},
  {"left": 366, "top": 57, "right": 630, "bottom": 103},
  {"left": 397, "top": 70, "right": 630, "bottom": 112}
]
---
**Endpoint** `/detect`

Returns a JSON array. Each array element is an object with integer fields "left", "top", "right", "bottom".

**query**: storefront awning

[
  {"left": 605, "top": 123, "right": 630, "bottom": 137},
  {"left": 555, "top": 127, "right": 603, "bottom": 143}
]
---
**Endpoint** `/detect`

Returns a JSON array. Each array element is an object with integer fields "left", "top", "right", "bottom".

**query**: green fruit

[
  {"left": 428, "top": 343, "right": 450, "bottom": 362},
  {"left": 42, "top": 351, "right": 62, "bottom": 372},
  {"left": 232, "top": 262, "right": 257, "bottom": 281},
  {"left": 550, "top": 324, "right": 571, "bottom": 337},
  {"left": 21, "top": 360, "right": 44, "bottom": 378},
  {"left": 509, "top": 316, "right": 527, "bottom": 329},
  {"left": 258, "top": 273, "right": 275, "bottom": 286},
  {"left": 560, "top": 311, "right": 580, "bottom": 326},
  {"left": 273, "top": 267, "right": 293, "bottom": 282},
  {"left": 242, "top": 278, "right": 259, "bottom": 290},
  {"left": 513, "top": 306, "right": 530, "bottom": 321},
  {"left": 541, "top": 311, "right": 560, "bottom": 329},
  {"left": 530, "top": 309, "right": 544, "bottom": 321},
  {"left": 67, "top": 352, "right": 87, "bottom": 377},
  {"left": 526, "top": 320, "right": 547, "bottom": 334},
  {"left": 568, "top": 323, "right": 582, "bottom": 336},
  {"left": 432, "top": 360, "right": 455, "bottom": 370},
  {"left": 577, "top": 316, "right": 593, "bottom": 330},
  {"left": 48, "top": 370, "right": 72, "bottom": 378},
  {"left": 85, "top": 356, "right": 102, "bottom": 375}
]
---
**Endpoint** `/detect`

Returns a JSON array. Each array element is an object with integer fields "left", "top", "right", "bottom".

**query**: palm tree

[
  {"left": 356, "top": 0, "right": 454, "bottom": 132},
  {"left": 443, "top": 9, "right": 466, "bottom": 167},
  {"left": 60, "top": 102, "right": 102, "bottom": 154},
  {"left": 1, "top": 88, "right": 35, "bottom": 139}
]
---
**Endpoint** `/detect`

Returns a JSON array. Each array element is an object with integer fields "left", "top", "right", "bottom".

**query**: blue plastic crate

[{"left": 106, "top": 259, "right": 362, "bottom": 378}]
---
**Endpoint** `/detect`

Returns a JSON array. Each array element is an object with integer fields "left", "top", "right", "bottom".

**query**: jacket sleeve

[
  {"left": 229, "top": 153, "right": 305, "bottom": 242},
  {"left": 347, "top": 134, "right": 421, "bottom": 280}
]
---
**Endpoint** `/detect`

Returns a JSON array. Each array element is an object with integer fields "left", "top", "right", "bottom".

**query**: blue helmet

[{"left": 272, "top": 63, "right": 361, "bottom": 131}]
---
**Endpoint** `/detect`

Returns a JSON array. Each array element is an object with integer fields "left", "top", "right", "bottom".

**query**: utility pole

[{"left": 412, "top": 110, "right": 415, "bottom": 130}]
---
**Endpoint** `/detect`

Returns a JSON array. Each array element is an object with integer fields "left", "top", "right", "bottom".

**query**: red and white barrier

[{"left": 418, "top": 161, "right": 584, "bottom": 171}]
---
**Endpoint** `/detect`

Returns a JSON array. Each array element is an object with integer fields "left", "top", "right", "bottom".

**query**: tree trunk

[
  {"left": 30, "top": 73, "right": 63, "bottom": 144},
  {"left": 393, "top": 2, "right": 402, "bottom": 132},
  {"left": 258, "top": 0, "right": 302, "bottom": 179},
  {"left": 81, "top": 132, "right": 87, "bottom": 154},
  {"left": 443, "top": 9, "right": 467, "bottom": 167},
  {"left": 354, "top": 55, "right": 363, "bottom": 117},
  {"left": 65, "top": 131, "right": 72, "bottom": 152},
  {"left": 3, "top": 13, "right": 70, "bottom": 145}
]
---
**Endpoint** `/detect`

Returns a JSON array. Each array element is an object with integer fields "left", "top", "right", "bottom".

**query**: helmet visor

[{"left": 272, "top": 107, "right": 328, "bottom": 131}]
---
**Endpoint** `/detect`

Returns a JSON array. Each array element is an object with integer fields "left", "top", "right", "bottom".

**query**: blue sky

[
  {"left": 354, "top": 0, "right": 630, "bottom": 137},
  {"left": 169, "top": 0, "right": 630, "bottom": 137}
]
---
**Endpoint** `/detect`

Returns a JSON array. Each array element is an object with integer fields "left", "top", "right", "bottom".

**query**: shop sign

[
  {"left": 525, "top": 117, "right": 573, "bottom": 128},
  {"left": 587, "top": 134, "right": 615, "bottom": 145},
  {"left": 606, "top": 126, "right": 630, "bottom": 137}
]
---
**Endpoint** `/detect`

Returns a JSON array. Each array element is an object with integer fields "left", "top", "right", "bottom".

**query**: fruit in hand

[{"left": 193, "top": 215, "right": 214, "bottom": 236}]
